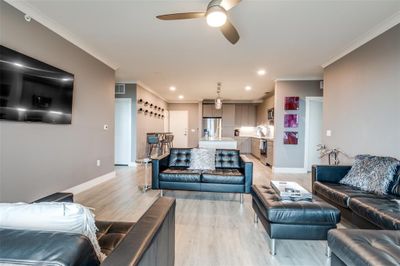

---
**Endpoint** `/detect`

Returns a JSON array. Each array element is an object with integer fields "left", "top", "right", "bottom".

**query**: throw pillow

[
  {"left": 0, "top": 202, "right": 105, "bottom": 261},
  {"left": 388, "top": 166, "right": 400, "bottom": 196},
  {"left": 189, "top": 148, "right": 216, "bottom": 170},
  {"left": 339, "top": 154, "right": 400, "bottom": 195}
]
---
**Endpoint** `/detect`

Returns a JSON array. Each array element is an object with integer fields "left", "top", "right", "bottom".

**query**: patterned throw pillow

[
  {"left": 188, "top": 148, "right": 216, "bottom": 170},
  {"left": 339, "top": 154, "right": 400, "bottom": 195}
]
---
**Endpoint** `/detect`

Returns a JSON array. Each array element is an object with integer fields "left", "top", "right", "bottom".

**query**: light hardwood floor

[{"left": 76, "top": 155, "right": 341, "bottom": 266}]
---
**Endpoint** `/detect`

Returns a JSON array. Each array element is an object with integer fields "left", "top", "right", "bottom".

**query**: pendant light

[{"left": 215, "top": 82, "right": 222, "bottom": 110}]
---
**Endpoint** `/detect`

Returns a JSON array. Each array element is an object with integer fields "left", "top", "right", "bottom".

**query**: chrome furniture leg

[
  {"left": 240, "top": 193, "right": 244, "bottom": 204},
  {"left": 254, "top": 212, "right": 259, "bottom": 224},
  {"left": 326, "top": 244, "right": 331, "bottom": 257},
  {"left": 270, "top": 238, "right": 276, "bottom": 255},
  {"left": 160, "top": 189, "right": 164, "bottom": 197}
]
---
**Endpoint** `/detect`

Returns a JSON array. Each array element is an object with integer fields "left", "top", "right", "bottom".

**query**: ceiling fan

[{"left": 156, "top": 0, "right": 241, "bottom": 45}]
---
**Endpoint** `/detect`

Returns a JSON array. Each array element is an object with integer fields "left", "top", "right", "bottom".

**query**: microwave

[{"left": 267, "top": 108, "right": 274, "bottom": 120}]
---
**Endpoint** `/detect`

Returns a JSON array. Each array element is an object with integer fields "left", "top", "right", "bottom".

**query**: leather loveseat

[
  {"left": 312, "top": 165, "right": 400, "bottom": 230},
  {"left": 312, "top": 165, "right": 400, "bottom": 266},
  {"left": 152, "top": 148, "right": 253, "bottom": 200},
  {"left": 0, "top": 193, "right": 176, "bottom": 266}
]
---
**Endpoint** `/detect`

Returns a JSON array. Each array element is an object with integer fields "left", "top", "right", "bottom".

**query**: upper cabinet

[
  {"left": 222, "top": 104, "right": 235, "bottom": 126},
  {"left": 203, "top": 104, "right": 222, "bottom": 118},
  {"left": 235, "top": 104, "right": 256, "bottom": 127}
]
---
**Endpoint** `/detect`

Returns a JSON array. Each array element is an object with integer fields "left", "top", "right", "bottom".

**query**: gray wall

[
  {"left": 168, "top": 103, "right": 200, "bottom": 147},
  {"left": 323, "top": 24, "right": 400, "bottom": 163},
  {"left": 0, "top": 2, "right": 115, "bottom": 202},
  {"left": 115, "top": 84, "right": 137, "bottom": 162},
  {"left": 274, "top": 80, "right": 323, "bottom": 168}
]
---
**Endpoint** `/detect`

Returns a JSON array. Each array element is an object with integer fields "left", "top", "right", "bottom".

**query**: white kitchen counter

[{"left": 199, "top": 137, "right": 238, "bottom": 149}]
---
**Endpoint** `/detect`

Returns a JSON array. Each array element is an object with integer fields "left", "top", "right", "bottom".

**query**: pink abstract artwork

[{"left": 284, "top": 114, "right": 298, "bottom": 128}]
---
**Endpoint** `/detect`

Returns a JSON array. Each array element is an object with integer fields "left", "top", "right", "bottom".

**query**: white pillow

[
  {"left": 0, "top": 202, "right": 105, "bottom": 261},
  {"left": 189, "top": 148, "right": 216, "bottom": 170}
]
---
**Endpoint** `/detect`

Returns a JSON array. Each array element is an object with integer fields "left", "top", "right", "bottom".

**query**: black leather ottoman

[
  {"left": 251, "top": 184, "right": 341, "bottom": 255},
  {"left": 328, "top": 229, "right": 400, "bottom": 266}
]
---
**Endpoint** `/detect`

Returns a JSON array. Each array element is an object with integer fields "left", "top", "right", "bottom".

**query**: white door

[
  {"left": 169, "top": 110, "right": 188, "bottom": 148},
  {"left": 115, "top": 98, "right": 131, "bottom": 165},
  {"left": 304, "top": 97, "right": 323, "bottom": 171}
]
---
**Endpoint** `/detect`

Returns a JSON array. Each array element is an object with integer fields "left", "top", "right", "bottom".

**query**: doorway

[
  {"left": 169, "top": 110, "right": 188, "bottom": 148},
  {"left": 304, "top": 97, "right": 323, "bottom": 172},
  {"left": 115, "top": 98, "right": 131, "bottom": 165}
]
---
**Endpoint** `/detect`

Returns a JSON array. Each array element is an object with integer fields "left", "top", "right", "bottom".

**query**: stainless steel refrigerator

[{"left": 202, "top": 118, "right": 222, "bottom": 138}]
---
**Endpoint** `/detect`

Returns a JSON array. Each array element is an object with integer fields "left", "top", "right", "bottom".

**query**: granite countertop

[
  {"left": 236, "top": 136, "right": 274, "bottom": 141},
  {"left": 200, "top": 137, "right": 237, "bottom": 142}
]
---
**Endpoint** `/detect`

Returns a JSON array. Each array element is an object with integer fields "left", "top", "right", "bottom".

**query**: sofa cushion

[
  {"left": 313, "top": 181, "right": 382, "bottom": 208},
  {"left": 0, "top": 228, "right": 100, "bottom": 266},
  {"left": 159, "top": 168, "right": 201, "bottom": 182},
  {"left": 328, "top": 229, "right": 400, "bottom": 266},
  {"left": 96, "top": 221, "right": 135, "bottom": 256},
  {"left": 349, "top": 196, "right": 400, "bottom": 230},
  {"left": 201, "top": 169, "right": 244, "bottom": 184},
  {"left": 252, "top": 184, "right": 340, "bottom": 225},
  {"left": 215, "top": 149, "right": 240, "bottom": 169},
  {"left": 339, "top": 155, "right": 400, "bottom": 195},
  {"left": 168, "top": 148, "right": 192, "bottom": 168}
]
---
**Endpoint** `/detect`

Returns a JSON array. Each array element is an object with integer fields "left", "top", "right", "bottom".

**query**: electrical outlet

[
  {"left": 96, "top": 160, "right": 101, "bottom": 167},
  {"left": 326, "top": 130, "right": 332, "bottom": 137}
]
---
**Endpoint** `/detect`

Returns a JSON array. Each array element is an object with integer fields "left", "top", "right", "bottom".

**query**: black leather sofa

[
  {"left": 312, "top": 165, "right": 400, "bottom": 266},
  {"left": 152, "top": 148, "right": 253, "bottom": 200},
  {"left": 312, "top": 165, "right": 400, "bottom": 230},
  {"left": 0, "top": 193, "right": 176, "bottom": 266}
]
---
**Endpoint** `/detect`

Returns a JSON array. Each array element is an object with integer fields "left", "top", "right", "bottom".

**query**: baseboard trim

[
  {"left": 272, "top": 167, "right": 308, "bottom": 174},
  {"left": 63, "top": 171, "right": 116, "bottom": 195},
  {"left": 128, "top": 162, "right": 136, "bottom": 167}
]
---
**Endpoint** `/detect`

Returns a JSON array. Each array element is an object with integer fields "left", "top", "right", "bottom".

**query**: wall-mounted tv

[{"left": 0, "top": 45, "right": 74, "bottom": 124}]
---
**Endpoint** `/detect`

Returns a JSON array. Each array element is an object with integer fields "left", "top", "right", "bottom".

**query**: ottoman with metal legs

[{"left": 251, "top": 184, "right": 340, "bottom": 256}]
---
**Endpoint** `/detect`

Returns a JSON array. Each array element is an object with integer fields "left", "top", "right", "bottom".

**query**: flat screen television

[{"left": 0, "top": 45, "right": 74, "bottom": 124}]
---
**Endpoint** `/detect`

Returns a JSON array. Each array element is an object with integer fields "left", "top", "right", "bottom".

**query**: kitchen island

[{"left": 199, "top": 137, "right": 238, "bottom": 149}]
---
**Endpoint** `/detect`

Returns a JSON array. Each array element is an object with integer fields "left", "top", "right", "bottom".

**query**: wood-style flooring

[{"left": 76, "top": 155, "right": 346, "bottom": 266}]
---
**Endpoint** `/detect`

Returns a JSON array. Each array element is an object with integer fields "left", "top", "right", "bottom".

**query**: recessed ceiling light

[
  {"left": 169, "top": 86, "right": 176, "bottom": 91},
  {"left": 245, "top": 86, "right": 252, "bottom": 91},
  {"left": 178, "top": 95, "right": 184, "bottom": 99},
  {"left": 257, "top": 69, "right": 266, "bottom": 76}
]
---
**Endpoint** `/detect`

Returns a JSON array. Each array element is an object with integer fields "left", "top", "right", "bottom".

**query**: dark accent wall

[
  {"left": 323, "top": 24, "right": 400, "bottom": 162},
  {"left": 0, "top": 1, "right": 115, "bottom": 202}
]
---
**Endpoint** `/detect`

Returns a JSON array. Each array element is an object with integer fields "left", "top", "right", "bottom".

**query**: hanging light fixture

[{"left": 215, "top": 82, "right": 222, "bottom": 110}]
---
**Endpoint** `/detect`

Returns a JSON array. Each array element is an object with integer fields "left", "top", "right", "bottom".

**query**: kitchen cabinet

[
  {"left": 235, "top": 137, "right": 251, "bottom": 153},
  {"left": 203, "top": 104, "right": 222, "bottom": 118},
  {"left": 235, "top": 104, "right": 257, "bottom": 127},
  {"left": 251, "top": 137, "right": 261, "bottom": 159},
  {"left": 266, "top": 140, "right": 274, "bottom": 166},
  {"left": 222, "top": 104, "right": 235, "bottom": 126}
]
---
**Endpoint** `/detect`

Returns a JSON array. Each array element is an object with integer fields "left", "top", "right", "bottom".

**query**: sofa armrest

[
  {"left": 240, "top": 155, "right": 253, "bottom": 193},
  {"left": 32, "top": 192, "right": 74, "bottom": 203},
  {"left": 312, "top": 165, "right": 352, "bottom": 188},
  {"left": 101, "top": 197, "right": 176, "bottom": 266},
  {"left": 152, "top": 153, "right": 170, "bottom": 189}
]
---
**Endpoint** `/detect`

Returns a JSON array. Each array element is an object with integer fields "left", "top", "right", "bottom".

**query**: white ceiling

[{"left": 7, "top": 0, "right": 400, "bottom": 102}]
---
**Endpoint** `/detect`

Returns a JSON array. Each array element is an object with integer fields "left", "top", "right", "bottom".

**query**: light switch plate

[{"left": 326, "top": 130, "right": 332, "bottom": 137}]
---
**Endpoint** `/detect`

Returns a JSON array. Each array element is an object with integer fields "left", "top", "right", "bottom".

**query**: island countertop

[{"left": 199, "top": 137, "right": 237, "bottom": 149}]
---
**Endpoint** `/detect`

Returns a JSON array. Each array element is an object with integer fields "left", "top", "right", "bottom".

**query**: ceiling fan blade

[
  {"left": 220, "top": 20, "right": 240, "bottom": 44},
  {"left": 156, "top": 12, "right": 206, "bottom": 20},
  {"left": 220, "top": 0, "right": 242, "bottom": 10}
]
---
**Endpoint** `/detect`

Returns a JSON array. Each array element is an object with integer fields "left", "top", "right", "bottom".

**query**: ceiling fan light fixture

[{"left": 206, "top": 6, "right": 227, "bottom": 27}]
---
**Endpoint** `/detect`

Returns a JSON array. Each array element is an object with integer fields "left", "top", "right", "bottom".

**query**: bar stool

[
  {"left": 146, "top": 134, "right": 160, "bottom": 158},
  {"left": 161, "top": 134, "right": 174, "bottom": 154}
]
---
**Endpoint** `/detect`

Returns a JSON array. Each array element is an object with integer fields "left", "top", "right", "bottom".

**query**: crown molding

[
  {"left": 275, "top": 77, "right": 322, "bottom": 82},
  {"left": 321, "top": 11, "right": 400, "bottom": 68},
  {"left": 4, "top": 0, "right": 119, "bottom": 70}
]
